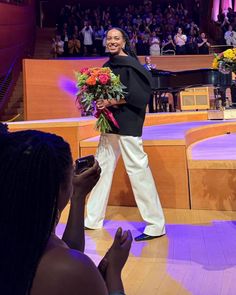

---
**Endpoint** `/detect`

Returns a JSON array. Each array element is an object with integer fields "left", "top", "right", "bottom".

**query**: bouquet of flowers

[
  {"left": 76, "top": 67, "right": 126, "bottom": 133},
  {"left": 212, "top": 48, "right": 236, "bottom": 74}
]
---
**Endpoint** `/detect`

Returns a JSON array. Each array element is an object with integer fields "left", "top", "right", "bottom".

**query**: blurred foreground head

[{"left": 0, "top": 129, "right": 72, "bottom": 294}]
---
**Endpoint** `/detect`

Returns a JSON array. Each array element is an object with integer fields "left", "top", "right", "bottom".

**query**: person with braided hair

[
  {"left": 85, "top": 27, "right": 166, "bottom": 241},
  {"left": 0, "top": 128, "right": 132, "bottom": 295}
]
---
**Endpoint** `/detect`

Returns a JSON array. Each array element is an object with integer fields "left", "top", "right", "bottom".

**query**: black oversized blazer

[{"left": 103, "top": 55, "right": 152, "bottom": 136}]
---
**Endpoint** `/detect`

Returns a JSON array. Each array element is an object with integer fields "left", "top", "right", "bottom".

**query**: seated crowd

[
  {"left": 51, "top": 0, "right": 210, "bottom": 58},
  {"left": 214, "top": 7, "right": 236, "bottom": 46}
]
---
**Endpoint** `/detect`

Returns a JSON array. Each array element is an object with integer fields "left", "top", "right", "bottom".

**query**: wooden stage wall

[
  {"left": 79, "top": 142, "right": 190, "bottom": 209},
  {"left": 186, "top": 122, "right": 236, "bottom": 211},
  {"left": 9, "top": 113, "right": 236, "bottom": 210},
  {"left": 8, "top": 112, "right": 208, "bottom": 209},
  {"left": 138, "top": 55, "right": 214, "bottom": 71},
  {"left": 23, "top": 55, "right": 214, "bottom": 120},
  {"left": 23, "top": 58, "right": 106, "bottom": 120},
  {"left": 8, "top": 119, "right": 99, "bottom": 160}
]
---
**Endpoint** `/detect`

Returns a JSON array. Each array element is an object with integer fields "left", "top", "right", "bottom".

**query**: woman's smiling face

[{"left": 106, "top": 29, "right": 126, "bottom": 55}]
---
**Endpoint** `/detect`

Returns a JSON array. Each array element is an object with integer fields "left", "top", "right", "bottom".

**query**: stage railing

[{"left": 209, "top": 44, "right": 234, "bottom": 54}]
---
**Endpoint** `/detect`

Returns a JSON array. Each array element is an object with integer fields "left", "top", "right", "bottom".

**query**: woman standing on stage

[{"left": 85, "top": 27, "right": 166, "bottom": 241}]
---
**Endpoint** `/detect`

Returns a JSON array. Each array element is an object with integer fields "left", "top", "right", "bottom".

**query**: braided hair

[
  {"left": 0, "top": 130, "right": 72, "bottom": 295},
  {"left": 106, "top": 27, "right": 139, "bottom": 61}
]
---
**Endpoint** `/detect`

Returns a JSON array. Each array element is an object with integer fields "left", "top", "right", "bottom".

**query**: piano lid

[{"left": 150, "top": 68, "right": 232, "bottom": 91}]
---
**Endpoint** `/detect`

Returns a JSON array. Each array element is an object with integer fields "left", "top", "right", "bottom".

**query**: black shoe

[
  {"left": 84, "top": 226, "right": 94, "bottom": 230},
  {"left": 134, "top": 233, "right": 165, "bottom": 242}
]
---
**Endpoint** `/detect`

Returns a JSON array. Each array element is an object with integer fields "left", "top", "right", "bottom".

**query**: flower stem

[{"left": 95, "top": 113, "right": 112, "bottom": 133}]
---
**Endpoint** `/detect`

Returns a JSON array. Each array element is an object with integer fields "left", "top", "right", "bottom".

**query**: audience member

[
  {"left": 174, "top": 27, "right": 187, "bottom": 54},
  {"left": 197, "top": 32, "right": 210, "bottom": 54},
  {"left": 162, "top": 34, "right": 176, "bottom": 53},
  {"left": 214, "top": 9, "right": 236, "bottom": 43},
  {"left": 143, "top": 56, "right": 156, "bottom": 112},
  {"left": 81, "top": 21, "right": 94, "bottom": 56},
  {"left": 68, "top": 34, "right": 81, "bottom": 56},
  {"left": 149, "top": 32, "right": 161, "bottom": 56},
  {"left": 0, "top": 127, "right": 132, "bottom": 295},
  {"left": 93, "top": 25, "right": 105, "bottom": 56},
  {"left": 186, "top": 34, "right": 198, "bottom": 54},
  {"left": 51, "top": 35, "right": 64, "bottom": 58},
  {"left": 61, "top": 23, "right": 70, "bottom": 56},
  {"left": 143, "top": 55, "right": 156, "bottom": 71},
  {"left": 224, "top": 25, "right": 236, "bottom": 46}
]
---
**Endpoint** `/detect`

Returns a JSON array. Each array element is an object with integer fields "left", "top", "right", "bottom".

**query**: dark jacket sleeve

[
  {"left": 103, "top": 57, "right": 152, "bottom": 109},
  {"left": 124, "top": 67, "right": 152, "bottom": 109}
]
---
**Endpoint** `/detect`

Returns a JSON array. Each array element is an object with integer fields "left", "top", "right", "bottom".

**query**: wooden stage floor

[{"left": 58, "top": 205, "right": 236, "bottom": 295}]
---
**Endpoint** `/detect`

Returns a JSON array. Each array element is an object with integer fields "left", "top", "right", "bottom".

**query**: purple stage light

[{"left": 58, "top": 76, "right": 78, "bottom": 98}]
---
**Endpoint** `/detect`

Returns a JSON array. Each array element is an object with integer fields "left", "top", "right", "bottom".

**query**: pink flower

[
  {"left": 98, "top": 74, "right": 110, "bottom": 85},
  {"left": 80, "top": 67, "right": 90, "bottom": 75},
  {"left": 81, "top": 85, "right": 88, "bottom": 91}
]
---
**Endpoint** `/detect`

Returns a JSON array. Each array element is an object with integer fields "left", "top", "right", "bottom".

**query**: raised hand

[
  {"left": 98, "top": 227, "right": 133, "bottom": 277},
  {"left": 98, "top": 227, "right": 132, "bottom": 293},
  {"left": 61, "top": 160, "right": 101, "bottom": 252},
  {"left": 72, "top": 160, "right": 101, "bottom": 200}
]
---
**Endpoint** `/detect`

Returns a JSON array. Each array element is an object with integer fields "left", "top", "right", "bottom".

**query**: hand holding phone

[
  {"left": 72, "top": 157, "right": 101, "bottom": 201},
  {"left": 75, "top": 155, "right": 95, "bottom": 174}
]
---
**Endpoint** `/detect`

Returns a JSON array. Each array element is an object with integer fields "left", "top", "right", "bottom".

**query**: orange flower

[
  {"left": 102, "top": 68, "right": 111, "bottom": 74},
  {"left": 90, "top": 69, "right": 100, "bottom": 76},
  {"left": 86, "top": 75, "right": 97, "bottom": 86}
]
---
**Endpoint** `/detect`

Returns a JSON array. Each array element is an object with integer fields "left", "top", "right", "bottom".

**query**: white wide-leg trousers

[{"left": 85, "top": 133, "right": 165, "bottom": 236}]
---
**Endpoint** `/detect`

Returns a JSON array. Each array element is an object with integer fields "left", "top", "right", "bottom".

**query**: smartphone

[{"left": 75, "top": 155, "right": 95, "bottom": 174}]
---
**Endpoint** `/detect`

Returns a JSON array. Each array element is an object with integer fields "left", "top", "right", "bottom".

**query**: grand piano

[{"left": 150, "top": 68, "right": 232, "bottom": 111}]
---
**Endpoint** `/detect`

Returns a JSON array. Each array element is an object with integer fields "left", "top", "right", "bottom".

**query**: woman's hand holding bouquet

[{"left": 76, "top": 67, "right": 126, "bottom": 133}]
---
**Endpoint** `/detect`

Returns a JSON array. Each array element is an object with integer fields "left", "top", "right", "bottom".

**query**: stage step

[
  {"left": 189, "top": 133, "right": 236, "bottom": 168},
  {"left": 79, "top": 120, "right": 231, "bottom": 209},
  {"left": 8, "top": 115, "right": 236, "bottom": 210},
  {"left": 208, "top": 109, "right": 236, "bottom": 120},
  {"left": 187, "top": 133, "right": 236, "bottom": 210}
]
